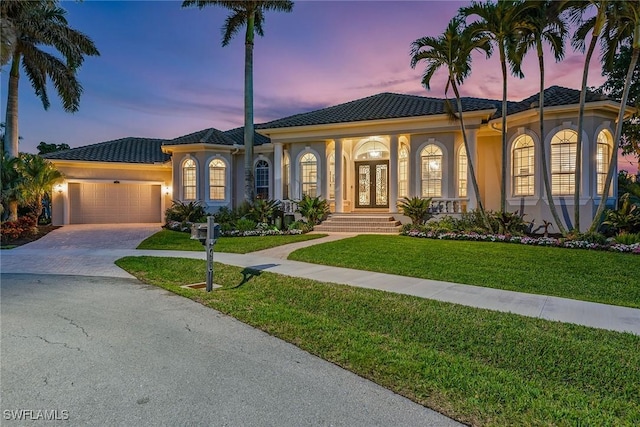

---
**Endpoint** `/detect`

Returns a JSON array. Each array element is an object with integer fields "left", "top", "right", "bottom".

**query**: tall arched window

[
  {"left": 300, "top": 152, "right": 318, "bottom": 197},
  {"left": 398, "top": 146, "right": 408, "bottom": 198},
  {"left": 512, "top": 135, "right": 535, "bottom": 196},
  {"left": 208, "top": 159, "right": 226, "bottom": 201},
  {"left": 596, "top": 130, "right": 613, "bottom": 195},
  {"left": 421, "top": 144, "right": 442, "bottom": 197},
  {"left": 182, "top": 158, "right": 197, "bottom": 200},
  {"left": 328, "top": 152, "right": 335, "bottom": 199},
  {"left": 283, "top": 153, "right": 290, "bottom": 199},
  {"left": 255, "top": 160, "right": 269, "bottom": 199},
  {"left": 551, "top": 129, "right": 578, "bottom": 195},
  {"left": 458, "top": 146, "right": 468, "bottom": 198}
]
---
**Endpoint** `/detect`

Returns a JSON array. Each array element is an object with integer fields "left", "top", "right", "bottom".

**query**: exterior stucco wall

[{"left": 477, "top": 135, "right": 501, "bottom": 212}]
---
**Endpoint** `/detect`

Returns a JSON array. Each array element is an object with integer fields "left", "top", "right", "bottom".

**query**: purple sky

[{"left": 1, "top": 0, "right": 637, "bottom": 172}]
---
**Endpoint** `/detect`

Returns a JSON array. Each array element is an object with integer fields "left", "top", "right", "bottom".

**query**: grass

[
  {"left": 116, "top": 256, "right": 640, "bottom": 427},
  {"left": 136, "top": 229, "right": 326, "bottom": 253},
  {"left": 288, "top": 235, "right": 640, "bottom": 309}
]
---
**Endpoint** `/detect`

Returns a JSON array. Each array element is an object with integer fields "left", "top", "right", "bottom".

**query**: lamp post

[{"left": 190, "top": 216, "right": 220, "bottom": 292}]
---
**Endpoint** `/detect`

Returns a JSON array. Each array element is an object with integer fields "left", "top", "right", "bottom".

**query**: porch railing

[
  {"left": 429, "top": 198, "right": 468, "bottom": 214},
  {"left": 279, "top": 199, "right": 298, "bottom": 215}
]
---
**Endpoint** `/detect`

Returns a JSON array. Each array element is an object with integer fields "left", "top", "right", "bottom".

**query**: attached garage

[{"left": 68, "top": 182, "right": 161, "bottom": 224}]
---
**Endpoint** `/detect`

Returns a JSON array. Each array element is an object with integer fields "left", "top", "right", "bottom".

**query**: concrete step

[{"left": 314, "top": 214, "right": 402, "bottom": 233}]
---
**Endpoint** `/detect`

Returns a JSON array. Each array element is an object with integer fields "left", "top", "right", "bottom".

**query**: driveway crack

[
  {"left": 57, "top": 314, "right": 90, "bottom": 338},
  {"left": 10, "top": 334, "right": 81, "bottom": 352}
]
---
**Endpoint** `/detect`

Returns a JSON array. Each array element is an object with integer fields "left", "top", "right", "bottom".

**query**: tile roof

[
  {"left": 167, "top": 127, "right": 237, "bottom": 146},
  {"left": 42, "top": 137, "right": 171, "bottom": 164},
  {"left": 502, "top": 85, "right": 610, "bottom": 117},
  {"left": 223, "top": 126, "right": 271, "bottom": 146},
  {"left": 258, "top": 92, "right": 499, "bottom": 129}
]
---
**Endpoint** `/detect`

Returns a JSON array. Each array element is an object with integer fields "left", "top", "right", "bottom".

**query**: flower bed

[
  {"left": 164, "top": 220, "right": 305, "bottom": 237},
  {"left": 402, "top": 229, "right": 640, "bottom": 255}
]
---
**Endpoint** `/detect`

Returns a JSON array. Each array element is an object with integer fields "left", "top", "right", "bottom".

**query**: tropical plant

[
  {"left": 3, "top": 1, "right": 98, "bottom": 220},
  {"left": 397, "top": 196, "right": 433, "bottom": 226},
  {"left": 248, "top": 198, "right": 282, "bottom": 224},
  {"left": 515, "top": 0, "right": 568, "bottom": 235},
  {"left": 0, "top": 153, "right": 24, "bottom": 221},
  {"left": 296, "top": 194, "right": 329, "bottom": 225},
  {"left": 182, "top": 0, "right": 294, "bottom": 203},
  {"left": 461, "top": 0, "right": 533, "bottom": 213},
  {"left": 618, "top": 170, "right": 640, "bottom": 204},
  {"left": 17, "top": 153, "right": 63, "bottom": 220},
  {"left": 488, "top": 210, "right": 529, "bottom": 235},
  {"left": 165, "top": 200, "right": 207, "bottom": 223},
  {"left": 589, "top": 0, "right": 640, "bottom": 231},
  {"left": 410, "top": 16, "right": 493, "bottom": 231},
  {"left": 235, "top": 217, "right": 257, "bottom": 232},
  {"left": 614, "top": 231, "right": 640, "bottom": 244},
  {"left": 602, "top": 193, "right": 640, "bottom": 234}
]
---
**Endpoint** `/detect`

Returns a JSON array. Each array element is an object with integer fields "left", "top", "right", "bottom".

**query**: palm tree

[
  {"left": 460, "top": 0, "right": 532, "bottom": 213},
  {"left": 515, "top": 0, "right": 569, "bottom": 234},
  {"left": 18, "top": 154, "right": 63, "bottom": 220},
  {"left": 590, "top": 0, "right": 640, "bottom": 232},
  {"left": 562, "top": 0, "right": 615, "bottom": 231},
  {"left": 411, "top": 16, "right": 493, "bottom": 231},
  {"left": 4, "top": 2, "right": 99, "bottom": 159},
  {"left": 182, "top": 0, "right": 294, "bottom": 203},
  {"left": 0, "top": 154, "right": 24, "bottom": 221}
]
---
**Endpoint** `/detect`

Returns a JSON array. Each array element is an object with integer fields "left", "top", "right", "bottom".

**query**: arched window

[
  {"left": 283, "top": 153, "right": 290, "bottom": 199},
  {"left": 329, "top": 152, "right": 335, "bottom": 199},
  {"left": 421, "top": 144, "right": 442, "bottom": 197},
  {"left": 551, "top": 129, "right": 578, "bottom": 195},
  {"left": 208, "top": 159, "right": 226, "bottom": 201},
  {"left": 596, "top": 130, "right": 613, "bottom": 195},
  {"left": 512, "top": 135, "right": 535, "bottom": 196},
  {"left": 255, "top": 160, "right": 269, "bottom": 199},
  {"left": 399, "top": 146, "right": 408, "bottom": 198},
  {"left": 458, "top": 145, "right": 468, "bottom": 198},
  {"left": 182, "top": 158, "right": 197, "bottom": 200},
  {"left": 300, "top": 152, "right": 318, "bottom": 197}
]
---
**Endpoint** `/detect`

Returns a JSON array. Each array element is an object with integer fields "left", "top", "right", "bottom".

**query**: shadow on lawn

[{"left": 231, "top": 264, "right": 279, "bottom": 289}]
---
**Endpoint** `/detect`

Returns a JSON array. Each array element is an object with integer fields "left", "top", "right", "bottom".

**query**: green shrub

[
  {"left": 0, "top": 215, "right": 37, "bottom": 242},
  {"left": 165, "top": 200, "right": 207, "bottom": 223},
  {"left": 567, "top": 231, "right": 608, "bottom": 245},
  {"left": 614, "top": 232, "right": 640, "bottom": 245},
  {"left": 249, "top": 199, "right": 282, "bottom": 225},
  {"left": 236, "top": 218, "right": 257, "bottom": 232},
  {"left": 296, "top": 195, "right": 329, "bottom": 225},
  {"left": 603, "top": 193, "right": 640, "bottom": 234},
  {"left": 288, "top": 220, "right": 313, "bottom": 233},
  {"left": 213, "top": 206, "right": 236, "bottom": 227},
  {"left": 397, "top": 196, "right": 433, "bottom": 225},
  {"left": 488, "top": 210, "right": 529, "bottom": 235}
]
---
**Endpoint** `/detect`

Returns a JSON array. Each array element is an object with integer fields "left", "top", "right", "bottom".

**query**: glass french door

[{"left": 356, "top": 161, "right": 388, "bottom": 208}]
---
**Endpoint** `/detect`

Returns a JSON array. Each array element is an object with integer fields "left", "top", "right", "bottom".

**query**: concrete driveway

[{"left": 1, "top": 225, "right": 460, "bottom": 426}]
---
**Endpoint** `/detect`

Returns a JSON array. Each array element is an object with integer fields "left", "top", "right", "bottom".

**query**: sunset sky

[{"left": 1, "top": 0, "right": 637, "bottom": 172}]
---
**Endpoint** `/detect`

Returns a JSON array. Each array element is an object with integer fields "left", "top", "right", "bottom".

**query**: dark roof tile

[{"left": 42, "top": 137, "right": 170, "bottom": 164}]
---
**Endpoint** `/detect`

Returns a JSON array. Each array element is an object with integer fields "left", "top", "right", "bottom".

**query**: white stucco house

[{"left": 45, "top": 86, "right": 632, "bottom": 232}]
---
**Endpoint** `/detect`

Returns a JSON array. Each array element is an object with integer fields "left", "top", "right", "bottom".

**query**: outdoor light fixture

[
  {"left": 55, "top": 184, "right": 63, "bottom": 194},
  {"left": 164, "top": 185, "right": 171, "bottom": 195},
  {"left": 369, "top": 140, "right": 381, "bottom": 158}
]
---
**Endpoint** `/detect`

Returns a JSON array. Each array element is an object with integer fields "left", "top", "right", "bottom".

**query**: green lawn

[
  {"left": 137, "top": 229, "right": 326, "bottom": 253},
  {"left": 288, "top": 235, "right": 640, "bottom": 308},
  {"left": 116, "top": 256, "right": 640, "bottom": 427}
]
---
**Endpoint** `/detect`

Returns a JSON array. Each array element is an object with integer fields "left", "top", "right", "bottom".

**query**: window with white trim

[
  {"left": 300, "top": 153, "right": 317, "bottom": 197},
  {"left": 182, "top": 159, "right": 196, "bottom": 200},
  {"left": 551, "top": 129, "right": 577, "bottom": 195},
  {"left": 458, "top": 145, "right": 468, "bottom": 197},
  {"left": 329, "top": 152, "right": 335, "bottom": 199},
  {"left": 596, "top": 130, "right": 612, "bottom": 195},
  {"left": 255, "top": 160, "right": 269, "bottom": 199},
  {"left": 399, "top": 146, "right": 408, "bottom": 198},
  {"left": 421, "top": 144, "right": 442, "bottom": 197},
  {"left": 208, "top": 159, "right": 226, "bottom": 200},
  {"left": 512, "top": 135, "right": 535, "bottom": 196},
  {"left": 283, "top": 154, "right": 290, "bottom": 199}
]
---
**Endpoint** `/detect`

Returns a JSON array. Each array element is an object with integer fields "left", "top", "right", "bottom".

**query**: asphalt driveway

[{"left": 0, "top": 225, "right": 459, "bottom": 426}]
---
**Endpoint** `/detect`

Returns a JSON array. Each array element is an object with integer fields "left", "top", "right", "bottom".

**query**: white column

[
  {"left": 335, "top": 139, "right": 344, "bottom": 213},
  {"left": 389, "top": 135, "right": 398, "bottom": 213},
  {"left": 465, "top": 129, "right": 478, "bottom": 210},
  {"left": 273, "top": 142, "right": 283, "bottom": 200}
]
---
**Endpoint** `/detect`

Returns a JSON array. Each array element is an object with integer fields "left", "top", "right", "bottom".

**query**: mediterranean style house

[{"left": 45, "top": 86, "right": 632, "bottom": 232}]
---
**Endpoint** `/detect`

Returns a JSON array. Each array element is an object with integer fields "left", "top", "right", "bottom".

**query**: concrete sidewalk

[{"left": 3, "top": 243, "right": 639, "bottom": 335}]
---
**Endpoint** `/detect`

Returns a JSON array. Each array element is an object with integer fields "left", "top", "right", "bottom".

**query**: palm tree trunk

[
  {"left": 537, "top": 41, "right": 567, "bottom": 235},
  {"left": 5, "top": 53, "right": 20, "bottom": 159},
  {"left": 500, "top": 46, "right": 508, "bottom": 213},
  {"left": 5, "top": 52, "right": 21, "bottom": 221},
  {"left": 243, "top": 10, "right": 256, "bottom": 203},
  {"left": 452, "top": 80, "right": 492, "bottom": 232},
  {"left": 575, "top": 32, "right": 598, "bottom": 231},
  {"left": 590, "top": 45, "right": 639, "bottom": 232}
]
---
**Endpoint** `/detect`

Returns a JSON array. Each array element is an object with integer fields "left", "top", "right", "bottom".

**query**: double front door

[{"left": 356, "top": 161, "right": 388, "bottom": 208}]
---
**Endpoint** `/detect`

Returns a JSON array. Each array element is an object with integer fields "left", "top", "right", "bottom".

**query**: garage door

[{"left": 69, "top": 183, "right": 161, "bottom": 224}]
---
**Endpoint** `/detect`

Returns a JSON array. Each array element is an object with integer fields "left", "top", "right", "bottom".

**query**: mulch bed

[{"left": 1, "top": 225, "right": 60, "bottom": 248}]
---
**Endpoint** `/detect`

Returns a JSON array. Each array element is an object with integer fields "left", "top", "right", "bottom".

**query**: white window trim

[
  {"left": 593, "top": 124, "right": 615, "bottom": 199},
  {"left": 415, "top": 139, "right": 448, "bottom": 199},
  {"left": 254, "top": 156, "right": 272, "bottom": 200},
  {"left": 180, "top": 155, "right": 199, "bottom": 201},
  {"left": 205, "top": 155, "right": 229, "bottom": 204},
  {"left": 544, "top": 123, "right": 590, "bottom": 203},
  {"left": 295, "top": 147, "right": 321, "bottom": 200},
  {"left": 507, "top": 129, "right": 540, "bottom": 200}
]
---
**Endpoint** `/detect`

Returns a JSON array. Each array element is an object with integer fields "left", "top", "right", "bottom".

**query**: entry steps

[{"left": 313, "top": 214, "right": 402, "bottom": 234}]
